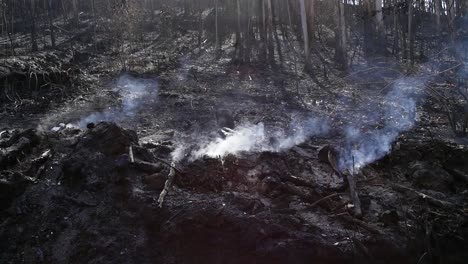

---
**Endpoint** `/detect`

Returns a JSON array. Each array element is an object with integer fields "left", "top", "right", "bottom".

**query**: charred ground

[{"left": 1, "top": 2, "right": 468, "bottom": 264}]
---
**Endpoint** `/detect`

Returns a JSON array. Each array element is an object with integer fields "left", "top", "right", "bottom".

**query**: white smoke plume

[
  {"left": 171, "top": 117, "right": 329, "bottom": 162},
  {"left": 339, "top": 77, "right": 425, "bottom": 170},
  {"left": 77, "top": 74, "right": 158, "bottom": 127}
]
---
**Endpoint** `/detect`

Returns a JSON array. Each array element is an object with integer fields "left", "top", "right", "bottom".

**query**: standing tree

[
  {"left": 334, "top": 0, "right": 347, "bottom": 70},
  {"left": 299, "top": 0, "right": 310, "bottom": 62}
]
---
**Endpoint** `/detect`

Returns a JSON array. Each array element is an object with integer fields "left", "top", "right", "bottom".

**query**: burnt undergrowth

[{"left": 1, "top": 4, "right": 468, "bottom": 264}]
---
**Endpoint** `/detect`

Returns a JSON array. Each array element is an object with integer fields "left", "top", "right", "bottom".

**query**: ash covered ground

[{"left": 1, "top": 7, "right": 468, "bottom": 264}]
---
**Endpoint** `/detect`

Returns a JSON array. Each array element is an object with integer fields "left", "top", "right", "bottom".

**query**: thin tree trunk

[
  {"left": 271, "top": 0, "right": 283, "bottom": 65},
  {"left": 72, "top": 0, "right": 78, "bottom": 25},
  {"left": 446, "top": 0, "right": 456, "bottom": 43},
  {"left": 198, "top": 4, "right": 203, "bottom": 54},
  {"left": 334, "top": 0, "right": 347, "bottom": 70},
  {"left": 259, "top": 0, "right": 267, "bottom": 62},
  {"left": 374, "top": 0, "right": 385, "bottom": 54},
  {"left": 214, "top": 0, "right": 219, "bottom": 51},
  {"left": 435, "top": 0, "right": 441, "bottom": 34},
  {"left": 299, "top": 0, "right": 310, "bottom": 61},
  {"left": 30, "top": 0, "right": 38, "bottom": 51},
  {"left": 306, "top": 0, "right": 315, "bottom": 43},
  {"left": 2, "top": 6, "right": 15, "bottom": 55},
  {"left": 408, "top": 0, "right": 414, "bottom": 63},
  {"left": 266, "top": 0, "right": 275, "bottom": 64},
  {"left": 392, "top": 0, "right": 399, "bottom": 58},
  {"left": 363, "top": 0, "right": 373, "bottom": 57},
  {"left": 236, "top": 0, "right": 243, "bottom": 61},
  {"left": 48, "top": 0, "right": 56, "bottom": 48}
]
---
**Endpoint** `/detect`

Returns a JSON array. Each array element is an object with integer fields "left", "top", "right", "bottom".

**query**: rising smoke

[
  {"left": 339, "top": 77, "right": 426, "bottom": 170},
  {"left": 171, "top": 117, "right": 329, "bottom": 162},
  {"left": 77, "top": 74, "right": 158, "bottom": 127}
]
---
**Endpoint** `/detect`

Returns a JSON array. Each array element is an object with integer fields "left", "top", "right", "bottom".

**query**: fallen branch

[
  {"left": 391, "top": 184, "right": 455, "bottom": 208},
  {"left": 308, "top": 193, "right": 342, "bottom": 208},
  {"left": 158, "top": 162, "right": 176, "bottom": 208},
  {"left": 280, "top": 182, "right": 320, "bottom": 203},
  {"left": 53, "top": 24, "right": 71, "bottom": 34},
  {"left": 339, "top": 214, "right": 382, "bottom": 235},
  {"left": 280, "top": 173, "right": 316, "bottom": 189},
  {"left": 132, "top": 159, "right": 164, "bottom": 173},
  {"left": 153, "top": 156, "right": 181, "bottom": 173},
  {"left": 129, "top": 146, "right": 135, "bottom": 163}
]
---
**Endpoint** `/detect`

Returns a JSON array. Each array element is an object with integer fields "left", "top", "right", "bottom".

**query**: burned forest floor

[{"left": 1, "top": 12, "right": 468, "bottom": 264}]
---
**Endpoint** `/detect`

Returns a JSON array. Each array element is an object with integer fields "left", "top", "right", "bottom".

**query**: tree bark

[
  {"left": 266, "top": 0, "right": 275, "bottom": 64},
  {"left": 408, "top": 0, "right": 414, "bottom": 63},
  {"left": 30, "top": 0, "right": 38, "bottom": 51},
  {"left": 306, "top": 0, "right": 315, "bottom": 43},
  {"left": 48, "top": 0, "right": 56, "bottom": 48},
  {"left": 236, "top": 0, "right": 243, "bottom": 61},
  {"left": 446, "top": 0, "right": 456, "bottom": 42},
  {"left": 363, "top": 0, "right": 373, "bottom": 57},
  {"left": 214, "top": 0, "right": 219, "bottom": 51},
  {"left": 72, "top": 0, "right": 78, "bottom": 25},
  {"left": 374, "top": 0, "right": 385, "bottom": 54},
  {"left": 392, "top": 0, "right": 399, "bottom": 57},
  {"left": 334, "top": 0, "right": 347, "bottom": 70},
  {"left": 299, "top": 0, "right": 310, "bottom": 61},
  {"left": 435, "top": 0, "right": 441, "bottom": 34},
  {"left": 271, "top": 0, "right": 283, "bottom": 65}
]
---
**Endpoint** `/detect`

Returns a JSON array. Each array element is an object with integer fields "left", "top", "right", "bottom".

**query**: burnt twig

[
  {"left": 345, "top": 171, "right": 362, "bottom": 218},
  {"left": 158, "top": 162, "right": 176, "bottom": 208},
  {"left": 391, "top": 184, "right": 455, "bottom": 208},
  {"left": 308, "top": 193, "right": 343, "bottom": 208}
]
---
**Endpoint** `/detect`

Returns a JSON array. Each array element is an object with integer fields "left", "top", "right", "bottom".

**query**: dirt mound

[{"left": 1, "top": 123, "right": 467, "bottom": 263}]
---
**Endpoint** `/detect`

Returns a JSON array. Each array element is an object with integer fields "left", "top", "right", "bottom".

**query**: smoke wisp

[
  {"left": 339, "top": 77, "right": 425, "bottom": 170},
  {"left": 77, "top": 74, "right": 158, "bottom": 127},
  {"left": 171, "top": 117, "right": 329, "bottom": 162}
]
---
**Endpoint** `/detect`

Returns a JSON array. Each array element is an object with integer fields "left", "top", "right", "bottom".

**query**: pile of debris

[{"left": 1, "top": 122, "right": 467, "bottom": 263}]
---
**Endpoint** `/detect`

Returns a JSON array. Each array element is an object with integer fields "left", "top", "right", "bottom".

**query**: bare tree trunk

[
  {"left": 306, "top": 0, "right": 315, "bottom": 43},
  {"left": 1, "top": 5, "right": 4, "bottom": 37},
  {"left": 259, "top": 0, "right": 267, "bottom": 62},
  {"left": 266, "top": 0, "right": 275, "bottom": 64},
  {"left": 446, "top": 0, "right": 456, "bottom": 43},
  {"left": 198, "top": 2, "right": 203, "bottom": 54},
  {"left": 374, "top": 0, "right": 385, "bottom": 54},
  {"left": 214, "top": 0, "right": 219, "bottom": 51},
  {"left": 2, "top": 3, "right": 15, "bottom": 55},
  {"left": 72, "top": 0, "right": 78, "bottom": 25},
  {"left": 271, "top": 0, "right": 283, "bottom": 65},
  {"left": 48, "top": 0, "right": 56, "bottom": 48},
  {"left": 334, "top": 0, "right": 347, "bottom": 70},
  {"left": 299, "top": 0, "right": 310, "bottom": 61},
  {"left": 407, "top": 0, "right": 414, "bottom": 63},
  {"left": 363, "top": 0, "right": 373, "bottom": 57},
  {"left": 236, "top": 0, "right": 243, "bottom": 61},
  {"left": 435, "top": 0, "right": 441, "bottom": 34},
  {"left": 30, "top": 0, "right": 38, "bottom": 51},
  {"left": 392, "top": 0, "right": 399, "bottom": 58}
]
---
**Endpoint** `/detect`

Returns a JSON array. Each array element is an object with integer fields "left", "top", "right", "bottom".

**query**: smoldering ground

[
  {"left": 77, "top": 74, "right": 159, "bottom": 128},
  {"left": 171, "top": 116, "right": 330, "bottom": 162}
]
